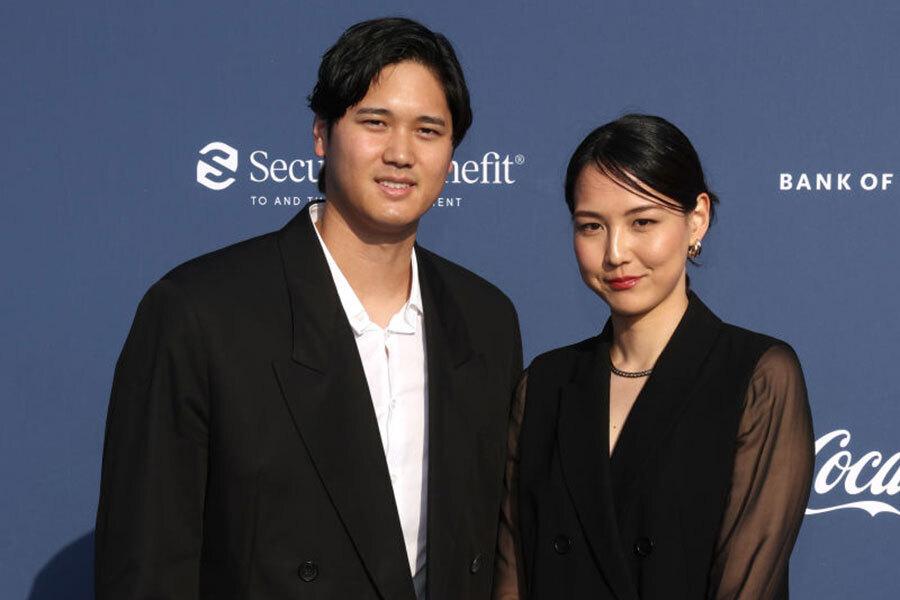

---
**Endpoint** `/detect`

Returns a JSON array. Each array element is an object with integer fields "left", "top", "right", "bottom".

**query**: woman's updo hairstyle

[{"left": 564, "top": 114, "right": 719, "bottom": 222}]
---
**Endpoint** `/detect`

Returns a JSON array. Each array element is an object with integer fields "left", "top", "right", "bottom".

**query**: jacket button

[
  {"left": 298, "top": 561, "right": 319, "bottom": 582},
  {"left": 634, "top": 537, "right": 654, "bottom": 557},
  {"left": 470, "top": 554, "right": 483, "bottom": 573},
  {"left": 553, "top": 535, "right": 572, "bottom": 554}
]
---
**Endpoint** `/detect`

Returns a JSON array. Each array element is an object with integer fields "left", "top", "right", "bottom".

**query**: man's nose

[{"left": 383, "top": 130, "right": 413, "bottom": 168}]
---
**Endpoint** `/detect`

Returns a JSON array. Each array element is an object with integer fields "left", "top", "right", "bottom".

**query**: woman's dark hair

[
  {"left": 309, "top": 17, "right": 473, "bottom": 193},
  {"left": 564, "top": 114, "right": 719, "bottom": 222}
]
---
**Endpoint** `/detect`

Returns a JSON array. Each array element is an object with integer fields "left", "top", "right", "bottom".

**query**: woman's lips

[{"left": 605, "top": 276, "right": 643, "bottom": 290}]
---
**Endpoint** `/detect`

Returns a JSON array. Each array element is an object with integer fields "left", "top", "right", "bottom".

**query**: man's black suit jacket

[{"left": 95, "top": 203, "right": 523, "bottom": 599}]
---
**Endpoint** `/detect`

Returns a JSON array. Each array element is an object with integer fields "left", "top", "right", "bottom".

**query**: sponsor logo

[
  {"left": 197, "top": 141, "right": 524, "bottom": 208},
  {"left": 446, "top": 152, "right": 525, "bottom": 185},
  {"left": 196, "top": 141, "right": 239, "bottom": 191},
  {"left": 779, "top": 172, "right": 894, "bottom": 191},
  {"left": 806, "top": 429, "right": 900, "bottom": 517},
  {"left": 249, "top": 150, "right": 322, "bottom": 184}
]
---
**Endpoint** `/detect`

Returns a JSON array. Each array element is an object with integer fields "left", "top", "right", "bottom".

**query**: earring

[{"left": 688, "top": 240, "right": 703, "bottom": 259}]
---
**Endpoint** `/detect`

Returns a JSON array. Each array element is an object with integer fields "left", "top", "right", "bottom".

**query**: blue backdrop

[{"left": 3, "top": 1, "right": 899, "bottom": 597}]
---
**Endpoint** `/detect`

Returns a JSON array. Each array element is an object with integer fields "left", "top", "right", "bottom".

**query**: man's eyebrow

[
  {"left": 418, "top": 115, "right": 447, "bottom": 127},
  {"left": 355, "top": 107, "right": 447, "bottom": 128},
  {"left": 356, "top": 107, "right": 390, "bottom": 116}
]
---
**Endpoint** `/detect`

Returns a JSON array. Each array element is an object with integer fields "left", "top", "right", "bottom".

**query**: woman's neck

[{"left": 609, "top": 288, "right": 690, "bottom": 372}]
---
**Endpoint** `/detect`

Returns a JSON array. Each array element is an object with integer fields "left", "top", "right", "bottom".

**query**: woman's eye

[
  {"left": 578, "top": 222, "right": 602, "bottom": 233},
  {"left": 634, "top": 218, "right": 655, "bottom": 228}
]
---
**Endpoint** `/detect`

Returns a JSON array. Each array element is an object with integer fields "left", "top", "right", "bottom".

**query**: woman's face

[{"left": 572, "top": 166, "right": 709, "bottom": 320}]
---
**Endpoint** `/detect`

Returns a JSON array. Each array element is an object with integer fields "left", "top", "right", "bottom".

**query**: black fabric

[
  {"left": 514, "top": 295, "right": 812, "bottom": 600},
  {"left": 95, "top": 203, "right": 523, "bottom": 600}
]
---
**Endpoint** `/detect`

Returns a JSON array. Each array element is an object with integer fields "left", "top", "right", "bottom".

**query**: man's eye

[{"left": 364, "top": 119, "right": 386, "bottom": 127}]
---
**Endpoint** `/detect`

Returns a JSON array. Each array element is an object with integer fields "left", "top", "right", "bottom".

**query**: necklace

[{"left": 609, "top": 363, "right": 653, "bottom": 378}]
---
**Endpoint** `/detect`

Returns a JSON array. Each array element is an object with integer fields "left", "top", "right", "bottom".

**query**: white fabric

[{"left": 309, "top": 202, "right": 428, "bottom": 597}]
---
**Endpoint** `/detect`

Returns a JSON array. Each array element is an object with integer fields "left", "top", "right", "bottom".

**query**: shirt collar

[{"left": 309, "top": 202, "right": 422, "bottom": 336}]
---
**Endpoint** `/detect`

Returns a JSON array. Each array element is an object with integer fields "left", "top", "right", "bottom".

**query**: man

[{"left": 95, "top": 17, "right": 522, "bottom": 600}]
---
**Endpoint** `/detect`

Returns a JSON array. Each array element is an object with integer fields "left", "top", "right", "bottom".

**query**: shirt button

[
  {"left": 391, "top": 398, "right": 397, "bottom": 409},
  {"left": 390, "top": 472, "right": 397, "bottom": 484}
]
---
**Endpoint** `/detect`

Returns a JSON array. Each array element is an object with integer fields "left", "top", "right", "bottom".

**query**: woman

[{"left": 494, "top": 114, "right": 814, "bottom": 600}]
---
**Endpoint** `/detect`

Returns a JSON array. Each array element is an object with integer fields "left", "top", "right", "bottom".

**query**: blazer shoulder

[
  {"left": 718, "top": 321, "right": 794, "bottom": 358},
  {"left": 417, "top": 245, "right": 516, "bottom": 314},
  {"left": 527, "top": 335, "right": 599, "bottom": 380},
  {"left": 159, "top": 230, "right": 283, "bottom": 299}
]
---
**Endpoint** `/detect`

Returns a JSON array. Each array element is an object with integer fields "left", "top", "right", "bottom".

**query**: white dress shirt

[{"left": 309, "top": 202, "right": 428, "bottom": 598}]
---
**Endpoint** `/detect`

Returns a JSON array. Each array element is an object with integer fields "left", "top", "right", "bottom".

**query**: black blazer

[
  {"left": 95, "top": 203, "right": 522, "bottom": 599},
  {"left": 516, "top": 295, "right": 812, "bottom": 600}
]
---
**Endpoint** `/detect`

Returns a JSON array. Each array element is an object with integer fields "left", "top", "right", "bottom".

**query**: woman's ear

[{"left": 689, "top": 192, "right": 711, "bottom": 243}]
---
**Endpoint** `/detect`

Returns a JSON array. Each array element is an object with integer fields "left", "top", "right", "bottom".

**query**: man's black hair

[{"left": 308, "top": 17, "right": 472, "bottom": 193}]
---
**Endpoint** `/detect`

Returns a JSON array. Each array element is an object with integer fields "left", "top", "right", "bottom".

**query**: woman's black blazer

[{"left": 512, "top": 294, "right": 814, "bottom": 600}]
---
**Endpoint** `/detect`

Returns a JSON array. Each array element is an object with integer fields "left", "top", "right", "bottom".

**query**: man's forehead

[{"left": 348, "top": 61, "right": 450, "bottom": 115}]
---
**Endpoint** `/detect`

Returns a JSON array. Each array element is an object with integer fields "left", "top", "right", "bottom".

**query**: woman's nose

[{"left": 605, "top": 227, "right": 628, "bottom": 266}]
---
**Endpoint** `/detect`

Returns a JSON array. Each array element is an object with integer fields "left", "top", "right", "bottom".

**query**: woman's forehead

[{"left": 574, "top": 167, "right": 678, "bottom": 214}]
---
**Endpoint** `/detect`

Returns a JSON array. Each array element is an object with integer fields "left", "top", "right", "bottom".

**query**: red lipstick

[{"left": 605, "top": 276, "right": 643, "bottom": 290}]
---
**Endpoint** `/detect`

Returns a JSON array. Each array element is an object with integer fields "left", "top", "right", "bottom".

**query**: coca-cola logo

[{"left": 806, "top": 429, "right": 900, "bottom": 517}]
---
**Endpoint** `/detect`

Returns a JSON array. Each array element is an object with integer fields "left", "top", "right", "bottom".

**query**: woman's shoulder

[
  {"left": 714, "top": 322, "right": 807, "bottom": 415},
  {"left": 527, "top": 335, "right": 601, "bottom": 379},
  {"left": 716, "top": 319, "right": 802, "bottom": 371},
  {"left": 691, "top": 299, "right": 806, "bottom": 402},
  {"left": 745, "top": 343, "right": 806, "bottom": 406}
]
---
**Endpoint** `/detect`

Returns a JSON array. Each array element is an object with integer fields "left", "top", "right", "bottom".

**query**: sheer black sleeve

[
  {"left": 708, "top": 345, "right": 814, "bottom": 600},
  {"left": 493, "top": 374, "right": 527, "bottom": 600}
]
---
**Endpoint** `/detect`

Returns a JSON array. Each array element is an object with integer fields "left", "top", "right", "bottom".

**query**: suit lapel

[
  {"left": 417, "top": 249, "right": 489, "bottom": 600},
  {"left": 609, "top": 294, "right": 723, "bottom": 514},
  {"left": 271, "top": 204, "right": 416, "bottom": 600},
  {"left": 557, "top": 333, "right": 639, "bottom": 600}
]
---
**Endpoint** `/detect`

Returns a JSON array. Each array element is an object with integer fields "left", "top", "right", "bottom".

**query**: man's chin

[
  {"left": 371, "top": 204, "right": 431, "bottom": 229},
  {"left": 355, "top": 209, "right": 424, "bottom": 242}
]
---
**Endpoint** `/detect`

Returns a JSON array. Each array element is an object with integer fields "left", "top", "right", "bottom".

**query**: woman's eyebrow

[{"left": 624, "top": 205, "right": 663, "bottom": 216}]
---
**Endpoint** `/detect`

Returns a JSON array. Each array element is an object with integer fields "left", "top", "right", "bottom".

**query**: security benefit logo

[
  {"left": 197, "top": 142, "right": 239, "bottom": 191},
  {"left": 806, "top": 429, "right": 900, "bottom": 517},
  {"left": 439, "top": 151, "right": 526, "bottom": 208},
  {"left": 195, "top": 140, "right": 524, "bottom": 208}
]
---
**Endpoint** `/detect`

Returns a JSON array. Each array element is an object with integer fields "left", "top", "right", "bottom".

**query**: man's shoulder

[
  {"left": 148, "top": 229, "right": 288, "bottom": 315},
  {"left": 416, "top": 245, "right": 514, "bottom": 313},
  {"left": 163, "top": 229, "right": 281, "bottom": 289}
]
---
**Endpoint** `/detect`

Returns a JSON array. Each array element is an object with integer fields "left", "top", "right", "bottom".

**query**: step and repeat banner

[{"left": 3, "top": 1, "right": 899, "bottom": 598}]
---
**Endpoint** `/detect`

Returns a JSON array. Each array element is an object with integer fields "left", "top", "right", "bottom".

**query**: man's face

[{"left": 313, "top": 60, "right": 454, "bottom": 237}]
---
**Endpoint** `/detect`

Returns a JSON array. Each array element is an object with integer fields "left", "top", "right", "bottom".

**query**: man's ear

[{"left": 313, "top": 116, "right": 328, "bottom": 158}]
